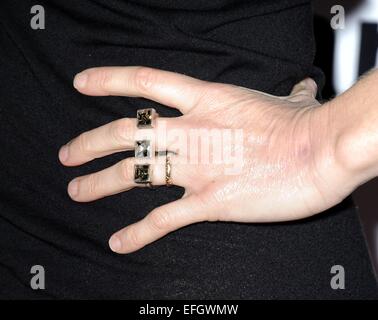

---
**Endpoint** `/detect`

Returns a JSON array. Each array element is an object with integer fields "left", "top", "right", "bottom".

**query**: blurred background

[{"left": 313, "top": 0, "right": 378, "bottom": 278}]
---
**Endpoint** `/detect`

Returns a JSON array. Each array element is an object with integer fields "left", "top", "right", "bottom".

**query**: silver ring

[{"left": 135, "top": 140, "right": 152, "bottom": 159}]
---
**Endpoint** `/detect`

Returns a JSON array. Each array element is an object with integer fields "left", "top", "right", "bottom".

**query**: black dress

[{"left": 0, "top": 0, "right": 376, "bottom": 299}]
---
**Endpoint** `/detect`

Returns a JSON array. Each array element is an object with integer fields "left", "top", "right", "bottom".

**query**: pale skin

[{"left": 58, "top": 66, "right": 378, "bottom": 254}]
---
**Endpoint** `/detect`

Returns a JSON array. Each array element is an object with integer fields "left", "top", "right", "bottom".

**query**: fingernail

[
  {"left": 74, "top": 73, "right": 88, "bottom": 89},
  {"left": 68, "top": 180, "right": 79, "bottom": 198},
  {"left": 59, "top": 145, "right": 69, "bottom": 163},
  {"left": 109, "top": 236, "right": 122, "bottom": 252}
]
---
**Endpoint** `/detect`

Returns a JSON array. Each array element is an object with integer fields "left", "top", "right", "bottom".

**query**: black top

[{"left": 0, "top": 0, "right": 376, "bottom": 299}]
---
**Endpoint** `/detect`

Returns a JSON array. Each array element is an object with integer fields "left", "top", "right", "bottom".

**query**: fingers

[
  {"left": 73, "top": 66, "right": 208, "bottom": 114},
  {"left": 290, "top": 78, "right": 318, "bottom": 99},
  {"left": 67, "top": 155, "right": 191, "bottom": 202},
  {"left": 108, "top": 195, "right": 211, "bottom": 254},
  {"left": 59, "top": 117, "right": 180, "bottom": 167},
  {"left": 59, "top": 118, "right": 136, "bottom": 166}
]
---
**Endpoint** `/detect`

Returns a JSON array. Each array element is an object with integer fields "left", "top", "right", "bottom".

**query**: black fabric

[{"left": 0, "top": 0, "right": 377, "bottom": 299}]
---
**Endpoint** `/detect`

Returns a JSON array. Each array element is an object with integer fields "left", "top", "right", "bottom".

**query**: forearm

[{"left": 328, "top": 68, "right": 378, "bottom": 186}]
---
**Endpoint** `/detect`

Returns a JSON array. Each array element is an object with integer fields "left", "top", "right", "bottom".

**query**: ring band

[
  {"left": 155, "top": 150, "right": 178, "bottom": 157},
  {"left": 165, "top": 154, "right": 172, "bottom": 186}
]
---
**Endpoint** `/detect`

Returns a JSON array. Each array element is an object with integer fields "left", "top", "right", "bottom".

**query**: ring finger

[{"left": 67, "top": 155, "right": 192, "bottom": 202}]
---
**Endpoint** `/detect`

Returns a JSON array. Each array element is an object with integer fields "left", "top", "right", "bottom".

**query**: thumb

[{"left": 290, "top": 78, "right": 318, "bottom": 99}]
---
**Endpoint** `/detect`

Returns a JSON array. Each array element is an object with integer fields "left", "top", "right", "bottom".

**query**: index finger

[{"left": 73, "top": 66, "right": 208, "bottom": 114}]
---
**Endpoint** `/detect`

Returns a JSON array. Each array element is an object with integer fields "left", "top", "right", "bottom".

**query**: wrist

[{"left": 326, "top": 81, "right": 378, "bottom": 186}]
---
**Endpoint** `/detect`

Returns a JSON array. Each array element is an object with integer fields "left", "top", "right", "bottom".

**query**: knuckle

[
  {"left": 127, "top": 228, "right": 141, "bottom": 248},
  {"left": 111, "top": 118, "right": 134, "bottom": 145},
  {"left": 197, "top": 83, "right": 234, "bottom": 107},
  {"left": 206, "top": 82, "right": 227, "bottom": 96},
  {"left": 96, "top": 69, "right": 113, "bottom": 91},
  {"left": 78, "top": 132, "right": 92, "bottom": 154},
  {"left": 134, "top": 67, "right": 156, "bottom": 93},
  {"left": 149, "top": 209, "right": 171, "bottom": 231},
  {"left": 86, "top": 173, "right": 99, "bottom": 196},
  {"left": 119, "top": 159, "right": 133, "bottom": 183},
  {"left": 210, "top": 82, "right": 237, "bottom": 96}
]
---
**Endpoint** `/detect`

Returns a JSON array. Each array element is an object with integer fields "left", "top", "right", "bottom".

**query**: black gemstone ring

[
  {"left": 134, "top": 164, "right": 152, "bottom": 186},
  {"left": 136, "top": 108, "right": 158, "bottom": 129},
  {"left": 134, "top": 108, "right": 158, "bottom": 187}
]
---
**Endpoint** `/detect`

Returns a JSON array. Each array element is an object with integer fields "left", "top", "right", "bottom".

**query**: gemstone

[
  {"left": 135, "top": 140, "right": 151, "bottom": 158},
  {"left": 137, "top": 108, "right": 155, "bottom": 128},
  {"left": 134, "top": 164, "right": 151, "bottom": 183}
]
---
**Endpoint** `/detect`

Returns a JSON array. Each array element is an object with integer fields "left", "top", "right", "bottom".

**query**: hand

[{"left": 59, "top": 66, "right": 351, "bottom": 254}]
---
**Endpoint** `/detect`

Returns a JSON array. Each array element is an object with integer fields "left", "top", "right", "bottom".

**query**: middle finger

[{"left": 59, "top": 116, "right": 181, "bottom": 166}]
